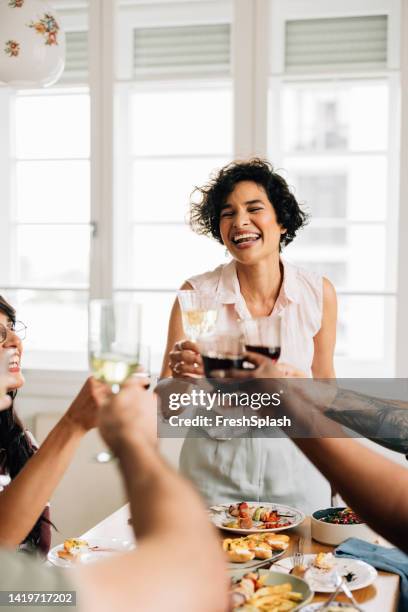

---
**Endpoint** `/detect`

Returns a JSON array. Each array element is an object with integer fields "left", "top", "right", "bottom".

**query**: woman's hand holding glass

[
  {"left": 64, "top": 376, "right": 111, "bottom": 434},
  {"left": 98, "top": 378, "right": 156, "bottom": 454},
  {"left": 170, "top": 290, "right": 221, "bottom": 378},
  {"left": 168, "top": 340, "right": 204, "bottom": 378}
]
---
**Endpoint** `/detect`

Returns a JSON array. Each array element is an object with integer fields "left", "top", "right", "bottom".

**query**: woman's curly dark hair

[{"left": 190, "top": 158, "right": 308, "bottom": 248}]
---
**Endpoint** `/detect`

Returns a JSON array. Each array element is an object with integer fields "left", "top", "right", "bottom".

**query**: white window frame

[
  {"left": 263, "top": 0, "right": 404, "bottom": 376},
  {"left": 113, "top": 76, "right": 233, "bottom": 294},
  {"left": 0, "top": 4, "right": 91, "bottom": 377},
  {"left": 0, "top": 89, "right": 14, "bottom": 287},
  {"left": 3, "top": 0, "right": 407, "bottom": 385},
  {"left": 396, "top": 0, "right": 408, "bottom": 377}
]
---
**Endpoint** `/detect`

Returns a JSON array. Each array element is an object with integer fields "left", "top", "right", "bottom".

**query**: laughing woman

[
  {"left": 161, "top": 159, "right": 337, "bottom": 513},
  {"left": 0, "top": 295, "right": 109, "bottom": 554}
]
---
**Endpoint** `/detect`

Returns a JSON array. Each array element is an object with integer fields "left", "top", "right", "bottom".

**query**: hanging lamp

[{"left": 0, "top": 0, "right": 65, "bottom": 87}]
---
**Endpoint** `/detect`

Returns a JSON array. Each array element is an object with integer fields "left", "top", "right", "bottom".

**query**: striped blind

[
  {"left": 60, "top": 31, "right": 88, "bottom": 83},
  {"left": 133, "top": 24, "right": 231, "bottom": 78},
  {"left": 285, "top": 15, "right": 388, "bottom": 73}
]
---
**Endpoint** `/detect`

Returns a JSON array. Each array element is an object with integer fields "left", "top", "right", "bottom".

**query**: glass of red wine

[
  {"left": 197, "top": 334, "right": 246, "bottom": 377},
  {"left": 241, "top": 315, "right": 281, "bottom": 362}
]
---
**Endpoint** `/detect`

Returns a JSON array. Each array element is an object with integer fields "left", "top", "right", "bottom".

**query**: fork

[
  {"left": 289, "top": 537, "right": 306, "bottom": 577},
  {"left": 298, "top": 536, "right": 304, "bottom": 557}
]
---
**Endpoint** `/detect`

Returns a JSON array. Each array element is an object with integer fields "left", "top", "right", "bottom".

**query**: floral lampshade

[{"left": 0, "top": 0, "right": 65, "bottom": 87}]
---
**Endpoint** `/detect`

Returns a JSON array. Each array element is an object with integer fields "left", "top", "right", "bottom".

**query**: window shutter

[
  {"left": 133, "top": 24, "right": 231, "bottom": 78},
  {"left": 285, "top": 15, "right": 388, "bottom": 73},
  {"left": 60, "top": 31, "right": 88, "bottom": 84}
]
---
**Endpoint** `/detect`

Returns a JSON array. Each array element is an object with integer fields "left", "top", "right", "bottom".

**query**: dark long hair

[{"left": 0, "top": 295, "right": 51, "bottom": 554}]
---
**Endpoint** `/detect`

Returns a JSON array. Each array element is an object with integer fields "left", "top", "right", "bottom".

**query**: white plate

[
  {"left": 210, "top": 502, "right": 305, "bottom": 534},
  {"left": 302, "top": 601, "right": 358, "bottom": 612},
  {"left": 301, "top": 605, "right": 360, "bottom": 612},
  {"left": 273, "top": 554, "right": 377, "bottom": 593},
  {"left": 48, "top": 538, "right": 134, "bottom": 568}
]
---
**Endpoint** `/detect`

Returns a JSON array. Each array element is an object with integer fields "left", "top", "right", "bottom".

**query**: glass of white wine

[
  {"left": 89, "top": 299, "right": 142, "bottom": 394},
  {"left": 177, "top": 290, "right": 218, "bottom": 342}
]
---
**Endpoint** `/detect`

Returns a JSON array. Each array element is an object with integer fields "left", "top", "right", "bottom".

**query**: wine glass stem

[{"left": 111, "top": 383, "right": 120, "bottom": 394}]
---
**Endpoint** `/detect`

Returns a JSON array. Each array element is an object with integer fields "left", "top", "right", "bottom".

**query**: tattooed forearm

[{"left": 326, "top": 389, "right": 408, "bottom": 454}]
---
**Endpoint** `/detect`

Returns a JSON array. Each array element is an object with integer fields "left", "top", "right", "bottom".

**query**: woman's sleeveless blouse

[{"left": 179, "top": 258, "right": 331, "bottom": 514}]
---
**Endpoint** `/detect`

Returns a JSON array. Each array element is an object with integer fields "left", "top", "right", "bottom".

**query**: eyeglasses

[{"left": 0, "top": 321, "right": 27, "bottom": 344}]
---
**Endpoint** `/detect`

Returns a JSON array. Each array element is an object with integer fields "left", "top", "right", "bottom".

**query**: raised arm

[
  {"left": 276, "top": 372, "right": 408, "bottom": 455},
  {"left": 273, "top": 371, "right": 408, "bottom": 455},
  {"left": 0, "top": 378, "right": 108, "bottom": 548},
  {"left": 324, "top": 388, "right": 408, "bottom": 454},
  {"left": 160, "top": 281, "right": 193, "bottom": 378},
  {"left": 76, "top": 380, "right": 228, "bottom": 612},
  {"left": 159, "top": 282, "right": 206, "bottom": 420},
  {"left": 311, "top": 277, "right": 337, "bottom": 378},
  {"left": 217, "top": 355, "right": 408, "bottom": 549}
]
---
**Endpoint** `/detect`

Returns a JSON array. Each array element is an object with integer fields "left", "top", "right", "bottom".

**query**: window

[
  {"left": 113, "top": 2, "right": 232, "bottom": 372},
  {"left": 0, "top": 3, "right": 90, "bottom": 369},
  {"left": 1, "top": 0, "right": 406, "bottom": 379},
  {"left": 279, "top": 80, "right": 391, "bottom": 293},
  {"left": 268, "top": 1, "right": 400, "bottom": 376}
]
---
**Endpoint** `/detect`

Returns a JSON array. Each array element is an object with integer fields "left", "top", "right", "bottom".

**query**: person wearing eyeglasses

[
  {"left": 0, "top": 379, "right": 228, "bottom": 612},
  {"left": 0, "top": 295, "right": 110, "bottom": 554}
]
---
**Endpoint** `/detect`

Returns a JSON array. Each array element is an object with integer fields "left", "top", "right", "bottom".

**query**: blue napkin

[{"left": 335, "top": 538, "right": 408, "bottom": 612}]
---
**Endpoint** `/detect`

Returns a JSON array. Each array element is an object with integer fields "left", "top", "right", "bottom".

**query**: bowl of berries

[{"left": 311, "top": 507, "right": 376, "bottom": 546}]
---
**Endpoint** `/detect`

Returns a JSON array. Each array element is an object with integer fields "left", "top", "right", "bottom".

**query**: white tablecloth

[{"left": 81, "top": 504, "right": 134, "bottom": 542}]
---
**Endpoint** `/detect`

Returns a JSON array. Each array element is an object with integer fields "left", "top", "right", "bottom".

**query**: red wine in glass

[
  {"left": 245, "top": 345, "right": 281, "bottom": 362},
  {"left": 202, "top": 355, "right": 244, "bottom": 377}
]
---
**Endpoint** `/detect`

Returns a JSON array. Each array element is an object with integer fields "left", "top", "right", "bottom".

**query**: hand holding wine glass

[
  {"left": 168, "top": 339, "right": 204, "bottom": 378},
  {"left": 65, "top": 376, "right": 111, "bottom": 434},
  {"left": 98, "top": 378, "right": 157, "bottom": 454},
  {"left": 169, "top": 291, "right": 218, "bottom": 378}
]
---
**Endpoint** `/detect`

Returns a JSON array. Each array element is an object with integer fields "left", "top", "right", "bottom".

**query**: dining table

[{"left": 81, "top": 504, "right": 400, "bottom": 611}]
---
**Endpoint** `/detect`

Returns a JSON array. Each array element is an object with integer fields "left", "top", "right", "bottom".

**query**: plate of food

[
  {"left": 223, "top": 532, "right": 290, "bottom": 570},
  {"left": 273, "top": 552, "right": 377, "bottom": 593},
  {"left": 48, "top": 537, "right": 134, "bottom": 568},
  {"left": 301, "top": 605, "right": 360, "bottom": 612},
  {"left": 230, "top": 569, "right": 313, "bottom": 611},
  {"left": 210, "top": 501, "right": 305, "bottom": 534}
]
